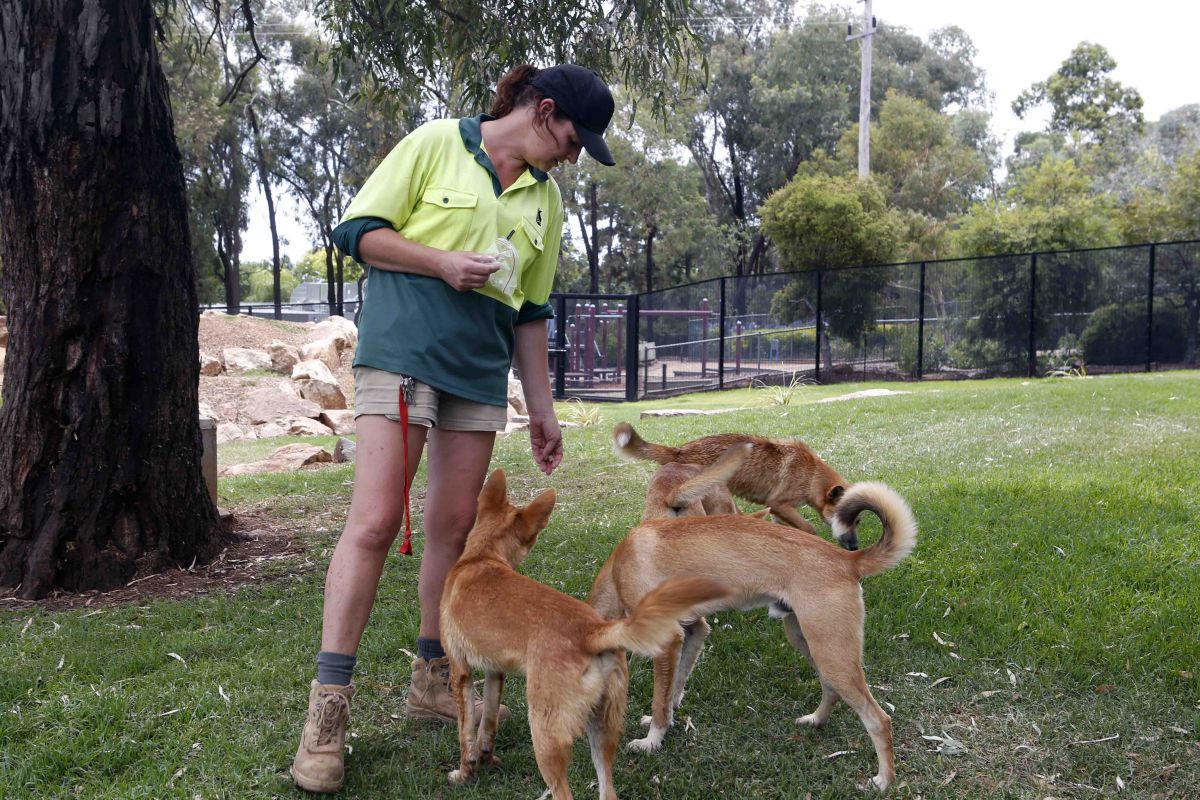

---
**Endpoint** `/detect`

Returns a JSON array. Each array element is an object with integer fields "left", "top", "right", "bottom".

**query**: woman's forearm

[
  {"left": 514, "top": 320, "right": 555, "bottom": 417},
  {"left": 357, "top": 228, "right": 447, "bottom": 277}
]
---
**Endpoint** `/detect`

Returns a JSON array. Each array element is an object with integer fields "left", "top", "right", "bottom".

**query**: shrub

[{"left": 1079, "top": 302, "right": 1186, "bottom": 365}]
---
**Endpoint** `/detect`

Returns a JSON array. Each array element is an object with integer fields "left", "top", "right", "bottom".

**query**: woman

[{"left": 291, "top": 64, "right": 616, "bottom": 793}]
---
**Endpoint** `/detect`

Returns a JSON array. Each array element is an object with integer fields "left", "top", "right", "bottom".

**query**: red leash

[{"left": 398, "top": 386, "right": 413, "bottom": 556}]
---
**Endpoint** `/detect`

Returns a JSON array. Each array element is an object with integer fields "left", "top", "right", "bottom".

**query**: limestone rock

[
  {"left": 320, "top": 410, "right": 356, "bottom": 435},
  {"left": 333, "top": 437, "right": 357, "bottom": 463},
  {"left": 307, "top": 315, "right": 358, "bottom": 353},
  {"left": 267, "top": 340, "right": 301, "bottom": 374},
  {"left": 223, "top": 347, "right": 273, "bottom": 374},
  {"left": 240, "top": 386, "right": 322, "bottom": 425},
  {"left": 199, "top": 352, "right": 223, "bottom": 376},
  {"left": 296, "top": 379, "right": 347, "bottom": 410},
  {"left": 217, "top": 443, "right": 332, "bottom": 477},
  {"left": 639, "top": 408, "right": 742, "bottom": 418},
  {"left": 299, "top": 338, "right": 341, "bottom": 373},
  {"left": 292, "top": 358, "right": 337, "bottom": 384},
  {"left": 285, "top": 416, "right": 335, "bottom": 436},
  {"left": 217, "top": 422, "right": 251, "bottom": 443},
  {"left": 507, "top": 370, "right": 527, "bottom": 417},
  {"left": 198, "top": 402, "right": 219, "bottom": 422},
  {"left": 255, "top": 421, "right": 288, "bottom": 439}
]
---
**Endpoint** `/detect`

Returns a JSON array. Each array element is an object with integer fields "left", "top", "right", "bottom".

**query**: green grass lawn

[{"left": 3, "top": 372, "right": 1198, "bottom": 798}]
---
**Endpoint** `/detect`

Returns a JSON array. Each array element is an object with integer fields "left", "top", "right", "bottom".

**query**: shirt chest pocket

[
  {"left": 515, "top": 214, "right": 546, "bottom": 264},
  {"left": 421, "top": 187, "right": 479, "bottom": 211}
]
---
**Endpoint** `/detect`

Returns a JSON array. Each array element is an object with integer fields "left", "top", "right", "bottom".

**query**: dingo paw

[
  {"left": 795, "top": 713, "right": 826, "bottom": 727},
  {"left": 626, "top": 733, "right": 663, "bottom": 753},
  {"left": 447, "top": 768, "right": 472, "bottom": 784}
]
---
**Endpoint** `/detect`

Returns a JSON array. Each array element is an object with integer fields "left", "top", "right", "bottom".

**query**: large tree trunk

[{"left": 0, "top": 0, "right": 227, "bottom": 598}]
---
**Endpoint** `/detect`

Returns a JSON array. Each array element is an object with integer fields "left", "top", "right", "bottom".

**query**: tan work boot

[
  {"left": 405, "top": 656, "right": 510, "bottom": 725},
  {"left": 292, "top": 680, "right": 355, "bottom": 793}
]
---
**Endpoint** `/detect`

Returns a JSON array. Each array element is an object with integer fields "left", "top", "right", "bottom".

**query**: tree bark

[{"left": 0, "top": 0, "right": 226, "bottom": 598}]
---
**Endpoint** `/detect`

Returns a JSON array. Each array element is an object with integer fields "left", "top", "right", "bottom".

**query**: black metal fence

[{"left": 548, "top": 240, "right": 1200, "bottom": 401}]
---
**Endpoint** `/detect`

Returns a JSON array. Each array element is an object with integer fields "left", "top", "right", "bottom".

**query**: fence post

[
  {"left": 916, "top": 261, "right": 926, "bottom": 380},
  {"left": 625, "top": 294, "right": 640, "bottom": 401},
  {"left": 1146, "top": 244, "right": 1156, "bottom": 372},
  {"left": 554, "top": 295, "right": 567, "bottom": 399},
  {"left": 1027, "top": 253, "right": 1038, "bottom": 378},
  {"left": 814, "top": 270, "right": 823, "bottom": 382},
  {"left": 718, "top": 278, "right": 727, "bottom": 389}
]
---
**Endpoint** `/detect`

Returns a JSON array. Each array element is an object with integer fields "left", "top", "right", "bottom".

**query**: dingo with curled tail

[{"left": 588, "top": 480, "right": 917, "bottom": 791}]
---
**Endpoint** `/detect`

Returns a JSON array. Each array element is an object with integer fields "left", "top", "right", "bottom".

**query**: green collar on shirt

[{"left": 459, "top": 114, "right": 549, "bottom": 198}]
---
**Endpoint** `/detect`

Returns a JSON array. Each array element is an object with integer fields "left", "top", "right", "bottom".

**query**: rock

[
  {"left": 198, "top": 401, "right": 219, "bottom": 422},
  {"left": 240, "top": 386, "right": 322, "bottom": 425},
  {"left": 320, "top": 410, "right": 356, "bottom": 435},
  {"left": 199, "top": 352, "right": 223, "bottom": 376},
  {"left": 291, "top": 359, "right": 337, "bottom": 384},
  {"left": 296, "top": 379, "right": 347, "bottom": 410},
  {"left": 507, "top": 371, "right": 527, "bottom": 417},
  {"left": 223, "top": 347, "right": 273, "bottom": 374},
  {"left": 216, "top": 422, "right": 251, "bottom": 443},
  {"left": 285, "top": 416, "right": 335, "bottom": 436},
  {"left": 816, "top": 389, "right": 911, "bottom": 403},
  {"left": 267, "top": 340, "right": 301, "bottom": 374},
  {"left": 0, "top": 347, "right": 5, "bottom": 379},
  {"left": 299, "top": 338, "right": 341, "bottom": 373},
  {"left": 0, "top": 315, "right": 7, "bottom": 347},
  {"left": 308, "top": 315, "right": 358, "bottom": 353},
  {"left": 217, "top": 443, "right": 333, "bottom": 477},
  {"left": 255, "top": 421, "right": 288, "bottom": 439},
  {"left": 333, "top": 437, "right": 357, "bottom": 463},
  {"left": 639, "top": 408, "right": 743, "bottom": 418},
  {"left": 503, "top": 421, "right": 530, "bottom": 435}
]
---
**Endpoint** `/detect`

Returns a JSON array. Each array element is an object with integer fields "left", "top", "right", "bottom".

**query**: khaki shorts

[{"left": 353, "top": 366, "right": 508, "bottom": 432}]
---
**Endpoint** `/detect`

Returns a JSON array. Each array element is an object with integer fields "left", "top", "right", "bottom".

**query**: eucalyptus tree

[
  {"left": 0, "top": 0, "right": 225, "bottom": 597},
  {"left": 760, "top": 173, "right": 905, "bottom": 365},
  {"left": 0, "top": 0, "right": 711, "bottom": 597},
  {"left": 685, "top": 3, "right": 985, "bottom": 276}
]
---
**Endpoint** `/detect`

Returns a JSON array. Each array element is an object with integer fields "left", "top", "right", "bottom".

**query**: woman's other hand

[
  {"left": 439, "top": 251, "right": 501, "bottom": 291},
  {"left": 528, "top": 413, "right": 563, "bottom": 476}
]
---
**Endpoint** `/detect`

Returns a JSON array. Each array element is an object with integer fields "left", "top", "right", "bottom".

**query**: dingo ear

[
  {"left": 826, "top": 484, "right": 846, "bottom": 505},
  {"left": 479, "top": 469, "right": 508, "bottom": 510},
  {"left": 520, "top": 488, "right": 556, "bottom": 534},
  {"left": 749, "top": 508, "right": 772, "bottom": 519}
]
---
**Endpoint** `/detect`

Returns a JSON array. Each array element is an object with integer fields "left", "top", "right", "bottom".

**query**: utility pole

[{"left": 846, "top": 0, "right": 877, "bottom": 177}]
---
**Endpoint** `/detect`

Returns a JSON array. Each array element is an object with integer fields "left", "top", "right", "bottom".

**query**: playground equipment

[{"left": 562, "top": 299, "right": 719, "bottom": 388}]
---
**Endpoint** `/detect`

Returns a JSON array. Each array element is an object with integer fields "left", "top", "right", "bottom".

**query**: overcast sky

[{"left": 241, "top": 0, "right": 1200, "bottom": 264}]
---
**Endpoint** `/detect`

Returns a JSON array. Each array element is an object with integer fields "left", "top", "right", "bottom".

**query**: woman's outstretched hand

[{"left": 528, "top": 413, "right": 563, "bottom": 476}]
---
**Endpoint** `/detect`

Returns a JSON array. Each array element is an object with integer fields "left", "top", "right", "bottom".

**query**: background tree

[
  {"left": 0, "top": 0, "right": 225, "bottom": 598},
  {"left": 950, "top": 157, "right": 1121, "bottom": 371},
  {"left": 760, "top": 174, "right": 904, "bottom": 364},
  {"left": 1013, "top": 42, "right": 1144, "bottom": 149},
  {"left": 1121, "top": 151, "right": 1200, "bottom": 364}
]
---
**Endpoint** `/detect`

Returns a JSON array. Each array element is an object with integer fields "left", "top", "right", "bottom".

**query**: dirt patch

[
  {"left": 0, "top": 512, "right": 316, "bottom": 613},
  {"left": 198, "top": 312, "right": 312, "bottom": 355},
  {"left": 197, "top": 312, "right": 356, "bottom": 423}
]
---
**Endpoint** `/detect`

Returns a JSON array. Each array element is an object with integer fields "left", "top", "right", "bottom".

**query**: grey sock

[
  {"left": 316, "top": 651, "right": 357, "bottom": 686},
  {"left": 416, "top": 637, "right": 445, "bottom": 661}
]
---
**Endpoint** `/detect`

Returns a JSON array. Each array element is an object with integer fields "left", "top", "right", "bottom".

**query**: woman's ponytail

[{"left": 489, "top": 65, "right": 541, "bottom": 118}]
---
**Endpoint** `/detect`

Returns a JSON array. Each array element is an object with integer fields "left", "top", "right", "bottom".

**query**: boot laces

[{"left": 314, "top": 692, "right": 349, "bottom": 746}]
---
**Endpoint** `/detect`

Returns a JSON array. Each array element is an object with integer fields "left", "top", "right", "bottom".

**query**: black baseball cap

[{"left": 530, "top": 64, "right": 616, "bottom": 166}]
